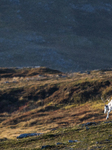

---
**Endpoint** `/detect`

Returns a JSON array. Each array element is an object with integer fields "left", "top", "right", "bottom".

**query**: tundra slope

[
  {"left": 0, "top": 67, "right": 112, "bottom": 149},
  {"left": 0, "top": 67, "right": 112, "bottom": 140}
]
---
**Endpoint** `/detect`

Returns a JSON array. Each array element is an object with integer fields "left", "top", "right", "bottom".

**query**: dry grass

[
  {"left": 0, "top": 101, "right": 109, "bottom": 140},
  {"left": 0, "top": 67, "right": 112, "bottom": 140}
]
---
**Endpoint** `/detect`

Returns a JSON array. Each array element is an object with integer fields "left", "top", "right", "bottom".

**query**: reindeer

[{"left": 103, "top": 97, "right": 112, "bottom": 120}]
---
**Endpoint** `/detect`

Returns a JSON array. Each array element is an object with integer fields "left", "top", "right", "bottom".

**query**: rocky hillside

[
  {"left": 0, "top": 67, "right": 112, "bottom": 149},
  {"left": 0, "top": 0, "right": 112, "bottom": 72}
]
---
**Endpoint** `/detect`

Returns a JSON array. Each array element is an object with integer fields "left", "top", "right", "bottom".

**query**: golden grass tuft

[{"left": 90, "top": 100, "right": 104, "bottom": 110}]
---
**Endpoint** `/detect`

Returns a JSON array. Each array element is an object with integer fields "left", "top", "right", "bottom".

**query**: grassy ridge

[
  {"left": 0, "top": 121, "right": 112, "bottom": 149},
  {"left": 0, "top": 67, "right": 112, "bottom": 149}
]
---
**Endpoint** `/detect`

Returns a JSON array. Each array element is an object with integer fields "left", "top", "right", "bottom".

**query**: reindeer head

[{"left": 104, "top": 105, "right": 109, "bottom": 114}]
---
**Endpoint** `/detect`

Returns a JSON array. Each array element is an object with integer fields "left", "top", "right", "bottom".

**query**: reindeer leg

[{"left": 106, "top": 111, "right": 110, "bottom": 120}]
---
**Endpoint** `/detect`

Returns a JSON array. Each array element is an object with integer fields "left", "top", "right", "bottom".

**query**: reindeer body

[{"left": 104, "top": 100, "right": 112, "bottom": 119}]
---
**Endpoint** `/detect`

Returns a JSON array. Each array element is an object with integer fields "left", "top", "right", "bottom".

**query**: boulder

[{"left": 17, "top": 133, "right": 42, "bottom": 139}]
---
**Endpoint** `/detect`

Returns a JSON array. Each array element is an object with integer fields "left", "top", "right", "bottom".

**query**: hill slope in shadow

[{"left": 0, "top": 0, "right": 112, "bottom": 72}]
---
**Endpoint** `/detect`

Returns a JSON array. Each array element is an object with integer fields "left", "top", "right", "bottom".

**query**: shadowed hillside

[{"left": 0, "top": 0, "right": 112, "bottom": 72}]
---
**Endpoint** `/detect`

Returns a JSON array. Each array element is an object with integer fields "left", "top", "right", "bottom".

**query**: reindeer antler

[{"left": 101, "top": 96, "right": 112, "bottom": 104}]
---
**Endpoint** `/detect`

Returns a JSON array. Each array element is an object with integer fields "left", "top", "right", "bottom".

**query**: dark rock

[
  {"left": 56, "top": 142, "right": 63, "bottom": 145},
  {"left": 86, "top": 126, "right": 89, "bottom": 130},
  {"left": 104, "top": 121, "right": 112, "bottom": 124},
  {"left": 81, "top": 122, "right": 96, "bottom": 127},
  {"left": 68, "top": 140, "right": 78, "bottom": 143},
  {"left": 17, "top": 133, "right": 42, "bottom": 139},
  {"left": 109, "top": 135, "right": 112, "bottom": 136},
  {"left": 41, "top": 145, "right": 51, "bottom": 149},
  {"left": 105, "top": 139, "right": 110, "bottom": 142},
  {"left": 51, "top": 128, "right": 57, "bottom": 131},
  {"left": 0, "top": 138, "right": 7, "bottom": 142}
]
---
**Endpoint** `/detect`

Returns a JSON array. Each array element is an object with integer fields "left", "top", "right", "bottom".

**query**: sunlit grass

[
  {"left": 90, "top": 100, "right": 104, "bottom": 110},
  {"left": 0, "top": 67, "right": 112, "bottom": 149}
]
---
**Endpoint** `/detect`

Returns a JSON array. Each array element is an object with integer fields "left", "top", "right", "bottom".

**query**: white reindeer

[{"left": 104, "top": 100, "right": 112, "bottom": 120}]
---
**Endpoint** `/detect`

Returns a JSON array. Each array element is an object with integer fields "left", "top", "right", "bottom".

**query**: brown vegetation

[{"left": 0, "top": 67, "right": 112, "bottom": 139}]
